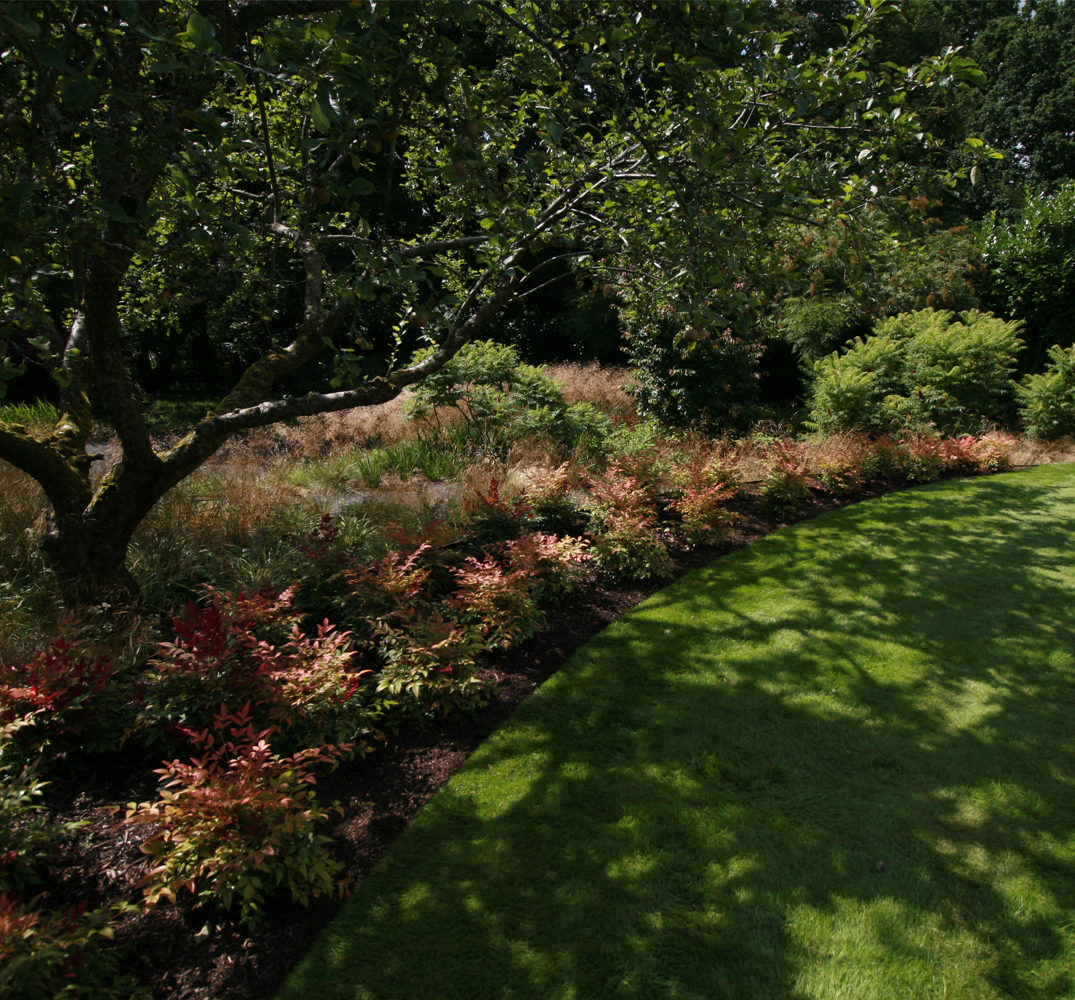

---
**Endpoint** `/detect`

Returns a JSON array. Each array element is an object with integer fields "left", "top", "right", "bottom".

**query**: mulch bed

[{"left": 38, "top": 481, "right": 908, "bottom": 998}]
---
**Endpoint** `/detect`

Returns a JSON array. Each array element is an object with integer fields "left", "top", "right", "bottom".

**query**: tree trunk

[{"left": 41, "top": 518, "right": 141, "bottom": 608}]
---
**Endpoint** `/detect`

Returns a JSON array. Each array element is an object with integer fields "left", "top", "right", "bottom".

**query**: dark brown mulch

[{"left": 37, "top": 482, "right": 904, "bottom": 999}]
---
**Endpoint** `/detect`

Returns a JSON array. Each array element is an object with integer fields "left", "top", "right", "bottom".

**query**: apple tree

[{"left": 0, "top": 0, "right": 981, "bottom": 604}]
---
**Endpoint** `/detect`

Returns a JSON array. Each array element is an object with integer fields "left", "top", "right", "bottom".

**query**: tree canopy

[{"left": 0, "top": 0, "right": 983, "bottom": 604}]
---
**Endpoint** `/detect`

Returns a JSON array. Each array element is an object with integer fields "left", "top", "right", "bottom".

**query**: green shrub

[
  {"left": 0, "top": 896, "right": 145, "bottom": 999},
  {"left": 623, "top": 319, "right": 763, "bottom": 432},
  {"left": 405, "top": 340, "right": 607, "bottom": 455},
  {"left": 807, "top": 309, "right": 1024, "bottom": 435},
  {"left": 0, "top": 764, "right": 80, "bottom": 893},
  {"left": 978, "top": 182, "right": 1075, "bottom": 369},
  {"left": 1018, "top": 343, "right": 1075, "bottom": 438}
]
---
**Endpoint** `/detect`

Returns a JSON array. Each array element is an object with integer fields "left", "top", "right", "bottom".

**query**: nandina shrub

[
  {"left": 968, "top": 430, "right": 1017, "bottom": 472},
  {"left": 584, "top": 466, "right": 672, "bottom": 580},
  {"left": 123, "top": 704, "right": 351, "bottom": 928},
  {"left": 0, "top": 638, "right": 129, "bottom": 764},
  {"left": 141, "top": 586, "right": 374, "bottom": 748},
  {"left": 760, "top": 441, "right": 811, "bottom": 518},
  {"left": 450, "top": 553, "right": 542, "bottom": 649},
  {"left": 0, "top": 894, "right": 144, "bottom": 1000},
  {"left": 501, "top": 532, "right": 592, "bottom": 602},
  {"left": 900, "top": 433, "right": 944, "bottom": 482},
  {"left": 519, "top": 463, "right": 580, "bottom": 535},
  {"left": 373, "top": 609, "right": 487, "bottom": 716},
  {"left": 459, "top": 477, "right": 533, "bottom": 548},
  {"left": 812, "top": 433, "right": 876, "bottom": 497},
  {"left": 0, "top": 763, "right": 84, "bottom": 893},
  {"left": 666, "top": 457, "right": 738, "bottom": 545},
  {"left": 668, "top": 479, "right": 738, "bottom": 546},
  {"left": 341, "top": 542, "right": 436, "bottom": 622}
]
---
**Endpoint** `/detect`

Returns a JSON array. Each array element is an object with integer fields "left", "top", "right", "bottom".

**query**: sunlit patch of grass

[{"left": 0, "top": 399, "right": 62, "bottom": 433}]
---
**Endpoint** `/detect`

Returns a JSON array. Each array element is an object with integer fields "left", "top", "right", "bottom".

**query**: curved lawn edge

[{"left": 279, "top": 464, "right": 1075, "bottom": 1000}]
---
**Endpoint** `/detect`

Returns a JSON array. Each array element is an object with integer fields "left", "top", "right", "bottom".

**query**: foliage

[
  {"left": 624, "top": 315, "right": 764, "bottom": 432},
  {"left": 0, "top": 638, "right": 129, "bottom": 764},
  {"left": 450, "top": 554, "right": 543, "bottom": 650},
  {"left": 406, "top": 341, "right": 611, "bottom": 456},
  {"left": 0, "top": 765, "right": 79, "bottom": 893},
  {"left": 518, "top": 463, "right": 580, "bottom": 535},
  {"left": 807, "top": 308, "right": 1024, "bottom": 434},
  {"left": 963, "top": 0, "right": 1075, "bottom": 212},
  {"left": 0, "top": 0, "right": 990, "bottom": 605},
  {"left": 1018, "top": 344, "right": 1075, "bottom": 439},
  {"left": 760, "top": 441, "right": 812, "bottom": 518},
  {"left": 777, "top": 208, "right": 982, "bottom": 360},
  {"left": 812, "top": 433, "right": 878, "bottom": 496},
  {"left": 667, "top": 462, "right": 739, "bottom": 546},
  {"left": 583, "top": 466, "right": 672, "bottom": 581},
  {"left": 978, "top": 183, "right": 1075, "bottom": 368},
  {"left": 0, "top": 895, "right": 144, "bottom": 1000},
  {"left": 142, "top": 586, "right": 375, "bottom": 748},
  {"left": 124, "top": 704, "right": 350, "bottom": 928},
  {"left": 373, "top": 610, "right": 487, "bottom": 718},
  {"left": 501, "top": 532, "right": 592, "bottom": 603}
]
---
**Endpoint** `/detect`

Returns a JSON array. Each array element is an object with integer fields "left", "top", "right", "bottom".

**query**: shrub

[
  {"left": 900, "top": 433, "right": 944, "bottom": 483},
  {"left": 624, "top": 317, "right": 763, "bottom": 432},
  {"left": 124, "top": 704, "right": 351, "bottom": 928},
  {"left": 0, "top": 895, "right": 144, "bottom": 1000},
  {"left": 142, "top": 587, "right": 375, "bottom": 748},
  {"left": 667, "top": 461, "right": 738, "bottom": 545},
  {"left": 501, "top": 532, "right": 592, "bottom": 602},
  {"left": 812, "top": 432, "right": 876, "bottom": 496},
  {"left": 459, "top": 478, "right": 533, "bottom": 548},
  {"left": 760, "top": 441, "right": 811, "bottom": 518},
  {"left": 0, "top": 764, "right": 80, "bottom": 893},
  {"left": 584, "top": 466, "right": 672, "bottom": 580},
  {"left": 0, "top": 638, "right": 129, "bottom": 764},
  {"left": 373, "top": 610, "right": 487, "bottom": 717},
  {"left": 1018, "top": 343, "right": 1075, "bottom": 439},
  {"left": 978, "top": 182, "right": 1075, "bottom": 369},
  {"left": 519, "top": 463, "right": 580, "bottom": 534},
  {"left": 807, "top": 308, "right": 1024, "bottom": 435},
  {"left": 450, "top": 554, "right": 542, "bottom": 650},
  {"left": 405, "top": 340, "right": 599, "bottom": 455}
]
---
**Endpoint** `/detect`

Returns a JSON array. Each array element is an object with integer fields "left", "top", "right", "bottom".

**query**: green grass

[{"left": 282, "top": 465, "right": 1075, "bottom": 998}]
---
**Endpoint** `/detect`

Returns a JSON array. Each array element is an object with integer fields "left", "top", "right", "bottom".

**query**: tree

[
  {"left": 0, "top": 0, "right": 982, "bottom": 605},
  {"left": 963, "top": 0, "right": 1075, "bottom": 213}
]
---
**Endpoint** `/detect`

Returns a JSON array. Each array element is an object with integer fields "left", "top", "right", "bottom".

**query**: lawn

[{"left": 279, "top": 463, "right": 1074, "bottom": 999}]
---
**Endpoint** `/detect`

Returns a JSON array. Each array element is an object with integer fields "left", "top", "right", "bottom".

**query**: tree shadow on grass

[{"left": 280, "top": 469, "right": 1075, "bottom": 1000}]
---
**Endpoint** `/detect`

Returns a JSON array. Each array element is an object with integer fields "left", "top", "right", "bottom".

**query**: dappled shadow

[{"left": 280, "top": 468, "right": 1075, "bottom": 1000}]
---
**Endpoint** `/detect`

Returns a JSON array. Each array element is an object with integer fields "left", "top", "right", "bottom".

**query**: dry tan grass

[
  {"left": 1010, "top": 435, "right": 1075, "bottom": 467},
  {"left": 544, "top": 362, "right": 637, "bottom": 420}
]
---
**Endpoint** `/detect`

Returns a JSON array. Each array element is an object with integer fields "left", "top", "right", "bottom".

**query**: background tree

[{"left": 0, "top": 0, "right": 981, "bottom": 605}]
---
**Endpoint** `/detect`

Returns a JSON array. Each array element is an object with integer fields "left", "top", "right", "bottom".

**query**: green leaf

[
  {"left": 180, "top": 12, "right": 220, "bottom": 53},
  {"left": 479, "top": 217, "right": 496, "bottom": 230},
  {"left": 311, "top": 80, "right": 343, "bottom": 134}
]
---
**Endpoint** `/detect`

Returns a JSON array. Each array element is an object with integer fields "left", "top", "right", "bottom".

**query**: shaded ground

[{"left": 41, "top": 478, "right": 927, "bottom": 999}]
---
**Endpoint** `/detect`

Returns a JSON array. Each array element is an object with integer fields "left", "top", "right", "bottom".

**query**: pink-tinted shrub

[
  {"left": 450, "top": 553, "right": 542, "bottom": 649},
  {"left": 124, "top": 704, "right": 351, "bottom": 928},
  {"left": 760, "top": 440, "right": 811, "bottom": 518},
  {"left": 584, "top": 465, "right": 672, "bottom": 580},
  {"left": 501, "top": 532, "right": 592, "bottom": 601},
  {"left": 0, "top": 639, "right": 126, "bottom": 760}
]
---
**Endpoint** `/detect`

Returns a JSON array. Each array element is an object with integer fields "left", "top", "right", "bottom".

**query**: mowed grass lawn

[{"left": 279, "top": 464, "right": 1075, "bottom": 1000}]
